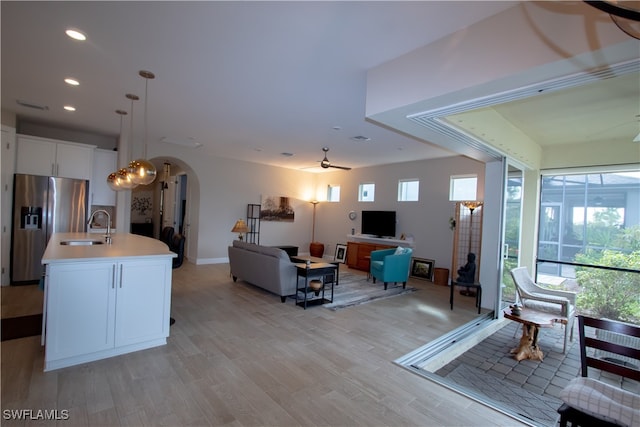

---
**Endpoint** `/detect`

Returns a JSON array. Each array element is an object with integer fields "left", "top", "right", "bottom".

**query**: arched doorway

[{"left": 129, "top": 157, "right": 197, "bottom": 262}]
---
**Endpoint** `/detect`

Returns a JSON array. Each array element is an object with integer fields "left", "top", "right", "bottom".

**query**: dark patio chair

[{"left": 557, "top": 315, "right": 640, "bottom": 427}]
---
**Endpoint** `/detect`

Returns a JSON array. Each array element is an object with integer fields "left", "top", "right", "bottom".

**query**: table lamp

[{"left": 231, "top": 218, "right": 249, "bottom": 241}]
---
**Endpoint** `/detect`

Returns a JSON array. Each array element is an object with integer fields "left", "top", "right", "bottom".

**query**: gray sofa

[{"left": 228, "top": 240, "right": 298, "bottom": 302}]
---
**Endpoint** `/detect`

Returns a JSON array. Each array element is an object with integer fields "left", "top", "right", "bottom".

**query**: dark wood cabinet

[
  {"left": 131, "top": 222, "right": 154, "bottom": 237},
  {"left": 346, "top": 241, "right": 394, "bottom": 272}
]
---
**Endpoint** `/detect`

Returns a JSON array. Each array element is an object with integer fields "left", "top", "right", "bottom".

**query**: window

[
  {"left": 450, "top": 175, "right": 477, "bottom": 201},
  {"left": 538, "top": 170, "right": 640, "bottom": 268},
  {"left": 358, "top": 183, "right": 375, "bottom": 202},
  {"left": 326, "top": 185, "right": 340, "bottom": 202},
  {"left": 398, "top": 179, "right": 419, "bottom": 201},
  {"left": 537, "top": 169, "right": 640, "bottom": 323}
]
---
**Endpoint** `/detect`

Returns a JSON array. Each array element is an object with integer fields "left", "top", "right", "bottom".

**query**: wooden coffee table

[{"left": 503, "top": 307, "right": 567, "bottom": 361}]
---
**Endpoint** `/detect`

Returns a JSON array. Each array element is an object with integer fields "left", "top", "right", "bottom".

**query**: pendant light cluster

[{"left": 106, "top": 70, "right": 157, "bottom": 191}]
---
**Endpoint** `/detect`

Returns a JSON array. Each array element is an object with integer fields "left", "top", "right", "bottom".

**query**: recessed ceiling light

[
  {"left": 64, "top": 78, "right": 79, "bottom": 86},
  {"left": 65, "top": 29, "right": 86, "bottom": 41},
  {"left": 63, "top": 105, "right": 76, "bottom": 112}
]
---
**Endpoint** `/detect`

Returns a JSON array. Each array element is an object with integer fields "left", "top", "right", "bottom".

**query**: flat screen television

[{"left": 361, "top": 210, "right": 396, "bottom": 238}]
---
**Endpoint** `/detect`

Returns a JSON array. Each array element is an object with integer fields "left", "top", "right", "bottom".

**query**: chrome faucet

[{"left": 88, "top": 209, "right": 112, "bottom": 244}]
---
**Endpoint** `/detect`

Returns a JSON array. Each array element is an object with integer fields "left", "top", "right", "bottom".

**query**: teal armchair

[{"left": 370, "top": 247, "right": 413, "bottom": 290}]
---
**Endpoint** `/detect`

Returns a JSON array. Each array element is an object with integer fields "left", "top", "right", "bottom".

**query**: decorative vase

[{"left": 309, "top": 242, "right": 324, "bottom": 258}]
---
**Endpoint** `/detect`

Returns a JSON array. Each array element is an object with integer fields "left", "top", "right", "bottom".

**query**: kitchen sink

[{"left": 60, "top": 239, "right": 104, "bottom": 246}]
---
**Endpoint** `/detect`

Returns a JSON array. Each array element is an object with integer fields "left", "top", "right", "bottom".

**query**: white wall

[
  {"left": 366, "top": 2, "right": 633, "bottom": 118},
  {"left": 18, "top": 119, "right": 117, "bottom": 150},
  {"left": 147, "top": 141, "right": 317, "bottom": 263},
  {"left": 315, "top": 156, "right": 485, "bottom": 271},
  {"left": 147, "top": 137, "right": 485, "bottom": 269},
  {"left": 1, "top": 125, "right": 16, "bottom": 286}
]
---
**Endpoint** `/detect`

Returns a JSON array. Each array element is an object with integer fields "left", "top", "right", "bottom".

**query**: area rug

[
  {"left": 322, "top": 272, "right": 417, "bottom": 310},
  {"left": 1, "top": 314, "right": 43, "bottom": 341}
]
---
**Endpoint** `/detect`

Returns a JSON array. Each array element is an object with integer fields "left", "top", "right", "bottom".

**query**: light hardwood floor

[
  {"left": 1, "top": 262, "right": 525, "bottom": 426},
  {"left": 1, "top": 284, "right": 43, "bottom": 319}
]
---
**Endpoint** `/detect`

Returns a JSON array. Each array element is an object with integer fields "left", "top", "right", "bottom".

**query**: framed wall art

[
  {"left": 410, "top": 257, "right": 435, "bottom": 281},
  {"left": 334, "top": 243, "right": 347, "bottom": 263},
  {"left": 260, "top": 196, "right": 295, "bottom": 222}
]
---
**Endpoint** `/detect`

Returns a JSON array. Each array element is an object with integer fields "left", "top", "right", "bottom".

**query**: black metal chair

[
  {"left": 160, "top": 226, "right": 174, "bottom": 247},
  {"left": 170, "top": 233, "right": 185, "bottom": 269},
  {"left": 159, "top": 226, "right": 174, "bottom": 247},
  {"left": 557, "top": 315, "right": 640, "bottom": 427}
]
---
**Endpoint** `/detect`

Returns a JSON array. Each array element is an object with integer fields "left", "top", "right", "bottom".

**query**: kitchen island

[{"left": 41, "top": 232, "right": 176, "bottom": 371}]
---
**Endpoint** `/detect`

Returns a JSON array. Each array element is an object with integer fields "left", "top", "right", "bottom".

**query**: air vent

[
  {"left": 160, "top": 137, "right": 202, "bottom": 148},
  {"left": 350, "top": 135, "right": 371, "bottom": 142},
  {"left": 16, "top": 100, "right": 49, "bottom": 111}
]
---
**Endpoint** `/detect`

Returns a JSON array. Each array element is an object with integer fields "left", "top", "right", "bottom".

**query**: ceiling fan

[{"left": 320, "top": 147, "right": 351, "bottom": 170}]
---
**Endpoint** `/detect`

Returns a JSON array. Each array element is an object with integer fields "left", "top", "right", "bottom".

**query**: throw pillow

[{"left": 394, "top": 246, "right": 407, "bottom": 255}]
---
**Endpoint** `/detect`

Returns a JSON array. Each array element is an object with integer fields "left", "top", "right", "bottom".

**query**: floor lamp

[
  {"left": 309, "top": 200, "right": 324, "bottom": 257},
  {"left": 462, "top": 201, "right": 483, "bottom": 254}
]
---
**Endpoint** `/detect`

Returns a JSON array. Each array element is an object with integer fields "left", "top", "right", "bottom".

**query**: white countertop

[{"left": 42, "top": 232, "right": 177, "bottom": 264}]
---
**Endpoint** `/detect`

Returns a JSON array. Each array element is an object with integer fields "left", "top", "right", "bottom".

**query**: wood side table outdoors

[
  {"left": 503, "top": 307, "right": 568, "bottom": 361},
  {"left": 294, "top": 263, "right": 338, "bottom": 309}
]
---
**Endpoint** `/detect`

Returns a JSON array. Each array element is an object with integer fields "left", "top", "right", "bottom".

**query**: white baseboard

[{"left": 195, "top": 257, "right": 229, "bottom": 265}]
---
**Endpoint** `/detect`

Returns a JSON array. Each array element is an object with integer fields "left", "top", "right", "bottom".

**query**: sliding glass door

[{"left": 501, "top": 164, "right": 523, "bottom": 306}]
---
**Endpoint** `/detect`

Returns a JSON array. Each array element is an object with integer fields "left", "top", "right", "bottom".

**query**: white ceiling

[{"left": 2, "top": 1, "right": 638, "bottom": 172}]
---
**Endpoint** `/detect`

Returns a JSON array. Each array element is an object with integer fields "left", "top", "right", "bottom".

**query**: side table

[
  {"left": 291, "top": 255, "right": 339, "bottom": 284},
  {"left": 450, "top": 281, "right": 482, "bottom": 314},
  {"left": 294, "top": 263, "right": 338, "bottom": 309},
  {"left": 503, "top": 307, "right": 565, "bottom": 361}
]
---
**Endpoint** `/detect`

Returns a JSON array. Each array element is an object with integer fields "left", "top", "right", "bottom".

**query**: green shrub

[{"left": 575, "top": 226, "right": 640, "bottom": 322}]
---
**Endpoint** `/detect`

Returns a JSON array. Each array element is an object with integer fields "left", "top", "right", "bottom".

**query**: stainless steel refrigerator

[{"left": 11, "top": 174, "right": 88, "bottom": 284}]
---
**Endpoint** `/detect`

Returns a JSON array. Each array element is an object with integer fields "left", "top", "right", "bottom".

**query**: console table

[
  {"left": 345, "top": 241, "right": 394, "bottom": 272},
  {"left": 131, "top": 222, "right": 154, "bottom": 237},
  {"left": 271, "top": 245, "right": 298, "bottom": 258},
  {"left": 346, "top": 234, "right": 415, "bottom": 247},
  {"left": 294, "top": 263, "right": 338, "bottom": 309},
  {"left": 345, "top": 235, "right": 414, "bottom": 272}
]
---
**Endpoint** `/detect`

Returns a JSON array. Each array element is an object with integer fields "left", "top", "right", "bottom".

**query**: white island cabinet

[{"left": 41, "top": 233, "right": 176, "bottom": 372}]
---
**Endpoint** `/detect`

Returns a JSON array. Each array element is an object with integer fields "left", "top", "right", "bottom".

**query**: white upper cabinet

[
  {"left": 91, "top": 148, "right": 117, "bottom": 206},
  {"left": 16, "top": 135, "right": 95, "bottom": 180}
]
